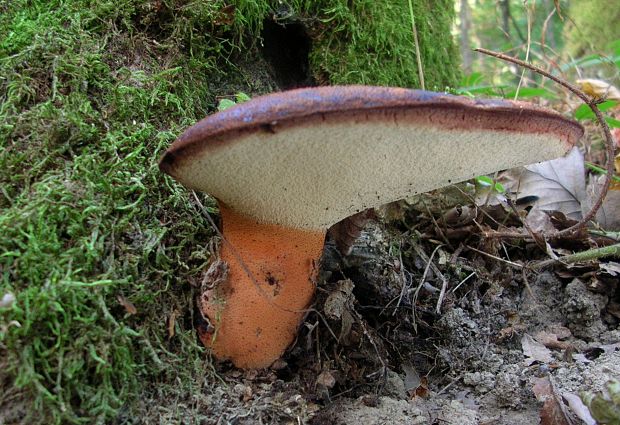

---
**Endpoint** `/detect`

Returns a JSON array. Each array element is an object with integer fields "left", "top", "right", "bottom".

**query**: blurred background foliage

[{"left": 456, "top": 0, "right": 620, "bottom": 95}]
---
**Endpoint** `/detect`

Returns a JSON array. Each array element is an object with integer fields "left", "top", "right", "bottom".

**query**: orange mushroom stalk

[
  {"left": 200, "top": 205, "right": 325, "bottom": 368},
  {"left": 159, "top": 86, "right": 583, "bottom": 368}
]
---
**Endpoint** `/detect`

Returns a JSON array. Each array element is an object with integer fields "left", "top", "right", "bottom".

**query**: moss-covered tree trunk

[{"left": 239, "top": 0, "right": 460, "bottom": 90}]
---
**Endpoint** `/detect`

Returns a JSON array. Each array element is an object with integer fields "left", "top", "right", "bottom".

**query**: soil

[{"left": 139, "top": 216, "right": 619, "bottom": 424}]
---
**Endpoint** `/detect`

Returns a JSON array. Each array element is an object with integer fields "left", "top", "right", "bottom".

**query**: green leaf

[
  {"left": 505, "top": 87, "right": 557, "bottom": 99},
  {"left": 455, "top": 85, "right": 506, "bottom": 96},
  {"left": 574, "top": 101, "right": 619, "bottom": 120},
  {"left": 561, "top": 54, "right": 620, "bottom": 71},
  {"left": 494, "top": 182, "right": 506, "bottom": 193},
  {"left": 476, "top": 175, "right": 494, "bottom": 187},
  {"left": 217, "top": 98, "right": 236, "bottom": 111},
  {"left": 459, "top": 72, "right": 484, "bottom": 87},
  {"left": 235, "top": 92, "right": 251, "bottom": 103},
  {"left": 606, "top": 116, "right": 620, "bottom": 128}
]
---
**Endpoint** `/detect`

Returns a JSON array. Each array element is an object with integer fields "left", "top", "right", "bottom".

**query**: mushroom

[{"left": 159, "top": 86, "right": 583, "bottom": 368}]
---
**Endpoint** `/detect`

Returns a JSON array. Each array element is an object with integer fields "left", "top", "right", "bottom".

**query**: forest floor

[{"left": 127, "top": 211, "right": 620, "bottom": 425}]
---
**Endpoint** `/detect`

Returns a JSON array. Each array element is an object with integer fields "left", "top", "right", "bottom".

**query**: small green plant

[
  {"left": 574, "top": 100, "right": 620, "bottom": 129},
  {"left": 216, "top": 92, "right": 251, "bottom": 111},
  {"left": 475, "top": 175, "right": 506, "bottom": 194}
]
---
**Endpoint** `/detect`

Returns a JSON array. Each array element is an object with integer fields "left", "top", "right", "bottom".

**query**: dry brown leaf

[
  {"left": 116, "top": 295, "right": 137, "bottom": 315},
  {"left": 270, "top": 358, "right": 288, "bottom": 370},
  {"left": 532, "top": 376, "right": 574, "bottom": 425},
  {"left": 323, "top": 280, "right": 355, "bottom": 343},
  {"left": 501, "top": 147, "right": 585, "bottom": 220},
  {"left": 327, "top": 209, "right": 376, "bottom": 255},
  {"left": 414, "top": 376, "right": 429, "bottom": 398},
  {"left": 167, "top": 309, "right": 178, "bottom": 339},
  {"left": 548, "top": 325, "right": 572, "bottom": 340},
  {"left": 442, "top": 205, "right": 477, "bottom": 227},
  {"left": 600, "top": 262, "right": 620, "bottom": 276},
  {"left": 402, "top": 363, "right": 421, "bottom": 394},
  {"left": 563, "top": 392, "right": 596, "bottom": 425},
  {"left": 526, "top": 209, "right": 557, "bottom": 234},
  {"left": 534, "top": 330, "right": 571, "bottom": 350},
  {"left": 584, "top": 175, "right": 620, "bottom": 230},
  {"left": 316, "top": 370, "right": 336, "bottom": 389},
  {"left": 522, "top": 333, "right": 554, "bottom": 365},
  {"left": 214, "top": 4, "right": 236, "bottom": 26}
]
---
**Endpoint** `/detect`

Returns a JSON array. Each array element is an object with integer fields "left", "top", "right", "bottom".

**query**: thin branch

[
  {"left": 466, "top": 245, "right": 524, "bottom": 269},
  {"left": 530, "top": 242, "right": 620, "bottom": 270},
  {"left": 408, "top": 0, "right": 425, "bottom": 90},
  {"left": 514, "top": 1, "right": 532, "bottom": 100},
  {"left": 474, "top": 47, "right": 616, "bottom": 240}
]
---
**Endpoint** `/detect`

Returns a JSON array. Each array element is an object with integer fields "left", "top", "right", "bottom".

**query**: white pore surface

[{"left": 178, "top": 122, "right": 568, "bottom": 229}]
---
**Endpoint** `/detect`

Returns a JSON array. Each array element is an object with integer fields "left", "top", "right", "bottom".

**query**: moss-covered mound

[{"left": 0, "top": 0, "right": 459, "bottom": 422}]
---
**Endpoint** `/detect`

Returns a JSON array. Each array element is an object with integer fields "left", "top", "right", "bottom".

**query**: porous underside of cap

[{"left": 160, "top": 86, "right": 583, "bottom": 230}]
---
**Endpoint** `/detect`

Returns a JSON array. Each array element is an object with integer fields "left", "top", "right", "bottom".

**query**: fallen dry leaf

[
  {"left": 576, "top": 79, "right": 620, "bottom": 101},
  {"left": 270, "top": 358, "right": 288, "bottom": 370},
  {"left": 316, "top": 370, "right": 336, "bottom": 389},
  {"left": 327, "top": 209, "right": 376, "bottom": 255},
  {"left": 599, "top": 262, "right": 620, "bottom": 276},
  {"left": 323, "top": 280, "right": 355, "bottom": 342},
  {"left": 167, "top": 309, "right": 178, "bottom": 339},
  {"left": 526, "top": 209, "right": 557, "bottom": 234},
  {"left": 117, "top": 295, "right": 137, "bottom": 315},
  {"left": 563, "top": 392, "right": 596, "bottom": 425},
  {"left": 522, "top": 333, "right": 554, "bottom": 365},
  {"left": 501, "top": 147, "right": 585, "bottom": 220},
  {"left": 402, "top": 363, "right": 421, "bottom": 394},
  {"left": 532, "top": 376, "right": 574, "bottom": 425},
  {"left": 584, "top": 175, "right": 620, "bottom": 231},
  {"left": 534, "top": 330, "right": 571, "bottom": 350},
  {"left": 548, "top": 325, "right": 572, "bottom": 340}
]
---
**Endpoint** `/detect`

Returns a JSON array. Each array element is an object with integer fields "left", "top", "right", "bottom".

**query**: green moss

[
  {"left": 0, "top": 0, "right": 460, "bottom": 422},
  {"left": 304, "top": 0, "right": 460, "bottom": 88}
]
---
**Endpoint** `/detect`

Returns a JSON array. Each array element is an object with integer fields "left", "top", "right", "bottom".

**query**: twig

[
  {"left": 474, "top": 47, "right": 616, "bottom": 240},
  {"left": 505, "top": 198, "right": 541, "bottom": 245},
  {"left": 466, "top": 245, "right": 524, "bottom": 269},
  {"left": 530, "top": 242, "right": 620, "bottom": 270},
  {"left": 589, "top": 230, "right": 620, "bottom": 241},
  {"left": 450, "top": 271, "right": 476, "bottom": 294},
  {"left": 435, "top": 274, "right": 448, "bottom": 315},
  {"left": 514, "top": 2, "right": 532, "bottom": 100},
  {"left": 393, "top": 241, "right": 409, "bottom": 315},
  {"left": 411, "top": 244, "right": 443, "bottom": 330},
  {"left": 408, "top": 0, "right": 425, "bottom": 90}
]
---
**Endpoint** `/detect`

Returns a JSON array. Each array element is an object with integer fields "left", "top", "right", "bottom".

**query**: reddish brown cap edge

[{"left": 159, "top": 86, "right": 583, "bottom": 177}]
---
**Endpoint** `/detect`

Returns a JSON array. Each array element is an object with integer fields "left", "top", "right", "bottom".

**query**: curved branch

[{"left": 474, "top": 47, "right": 616, "bottom": 240}]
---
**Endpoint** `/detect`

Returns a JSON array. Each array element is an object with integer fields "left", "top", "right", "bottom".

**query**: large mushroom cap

[{"left": 160, "top": 86, "right": 583, "bottom": 230}]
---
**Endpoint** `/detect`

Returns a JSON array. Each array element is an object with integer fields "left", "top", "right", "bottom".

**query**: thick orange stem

[{"left": 199, "top": 205, "right": 325, "bottom": 368}]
